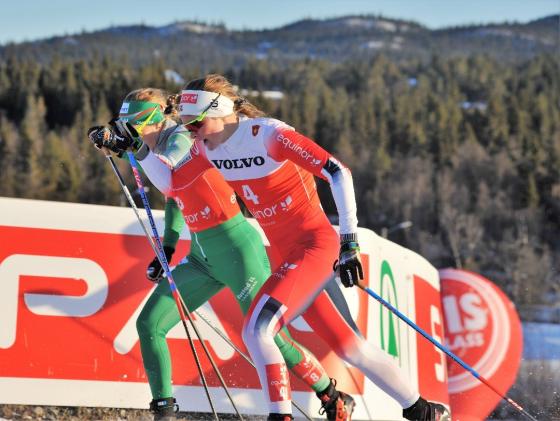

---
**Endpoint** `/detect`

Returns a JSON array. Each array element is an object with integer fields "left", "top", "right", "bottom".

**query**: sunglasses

[
  {"left": 134, "top": 106, "right": 159, "bottom": 135},
  {"left": 184, "top": 93, "right": 221, "bottom": 132}
]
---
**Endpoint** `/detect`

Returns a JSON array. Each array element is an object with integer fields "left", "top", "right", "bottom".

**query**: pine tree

[{"left": 13, "top": 94, "right": 46, "bottom": 197}]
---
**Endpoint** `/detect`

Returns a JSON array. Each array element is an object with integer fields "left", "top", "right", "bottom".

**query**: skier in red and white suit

[{"left": 179, "top": 75, "right": 450, "bottom": 421}]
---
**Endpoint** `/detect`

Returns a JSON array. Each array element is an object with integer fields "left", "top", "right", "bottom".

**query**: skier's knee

[
  {"left": 136, "top": 308, "right": 156, "bottom": 338},
  {"left": 242, "top": 304, "right": 283, "bottom": 350},
  {"left": 242, "top": 311, "right": 269, "bottom": 345}
]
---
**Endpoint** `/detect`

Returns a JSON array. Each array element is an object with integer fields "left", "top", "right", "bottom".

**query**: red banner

[
  {"left": 439, "top": 269, "right": 523, "bottom": 421},
  {"left": 0, "top": 197, "right": 447, "bottom": 418}
]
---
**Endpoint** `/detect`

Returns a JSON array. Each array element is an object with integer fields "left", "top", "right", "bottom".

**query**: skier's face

[{"left": 183, "top": 114, "right": 224, "bottom": 142}]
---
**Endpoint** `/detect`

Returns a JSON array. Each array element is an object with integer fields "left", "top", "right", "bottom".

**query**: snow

[
  {"left": 238, "top": 89, "right": 284, "bottom": 101},
  {"left": 164, "top": 69, "right": 185, "bottom": 85},
  {"left": 158, "top": 22, "right": 224, "bottom": 35},
  {"left": 340, "top": 17, "right": 398, "bottom": 32},
  {"left": 523, "top": 322, "right": 560, "bottom": 360}
]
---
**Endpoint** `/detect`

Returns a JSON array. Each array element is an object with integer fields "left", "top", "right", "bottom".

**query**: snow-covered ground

[{"left": 523, "top": 322, "right": 560, "bottom": 360}]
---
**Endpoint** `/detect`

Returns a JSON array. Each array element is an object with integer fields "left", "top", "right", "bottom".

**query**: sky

[{"left": 0, "top": 0, "right": 558, "bottom": 45}]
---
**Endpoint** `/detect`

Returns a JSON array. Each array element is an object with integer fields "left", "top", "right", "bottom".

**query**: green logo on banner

[{"left": 380, "top": 260, "right": 401, "bottom": 365}]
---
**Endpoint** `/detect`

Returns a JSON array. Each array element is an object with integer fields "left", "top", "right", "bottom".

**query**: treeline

[
  {"left": 1, "top": 15, "right": 556, "bottom": 67},
  {"left": 0, "top": 53, "right": 558, "bottom": 306}
]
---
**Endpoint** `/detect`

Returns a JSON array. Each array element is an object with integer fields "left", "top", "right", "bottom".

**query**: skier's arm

[
  {"left": 266, "top": 128, "right": 363, "bottom": 287},
  {"left": 163, "top": 197, "right": 185, "bottom": 249},
  {"left": 266, "top": 128, "right": 358, "bottom": 236},
  {"left": 163, "top": 130, "right": 194, "bottom": 168},
  {"left": 134, "top": 145, "right": 173, "bottom": 195}
]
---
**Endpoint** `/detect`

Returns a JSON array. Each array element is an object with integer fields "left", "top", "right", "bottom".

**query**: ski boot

[
  {"left": 403, "top": 397, "right": 450, "bottom": 421},
  {"left": 317, "top": 378, "right": 355, "bottom": 421},
  {"left": 267, "top": 414, "right": 294, "bottom": 421},
  {"left": 149, "top": 397, "right": 178, "bottom": 421}
]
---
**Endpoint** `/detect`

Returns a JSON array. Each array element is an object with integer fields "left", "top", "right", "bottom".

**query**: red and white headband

[{"left": 179, "top": 90, "right": 234, "bottom": 117}]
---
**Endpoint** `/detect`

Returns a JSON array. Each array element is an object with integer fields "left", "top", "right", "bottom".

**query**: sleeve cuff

[
  {"left": 135, "top": 143, "right": 150, "bottom": 161},
  {"left": 340, "top": 232, "right": 358, "bottom": 243}
]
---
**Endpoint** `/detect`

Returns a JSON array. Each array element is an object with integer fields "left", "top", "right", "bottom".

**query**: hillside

[{"left": 0, "top": 14, "right": 557, "bottom": 68}]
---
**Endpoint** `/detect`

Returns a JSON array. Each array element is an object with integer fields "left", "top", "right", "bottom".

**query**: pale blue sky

[{"left": 1, "top": 0, "right": 558, "bottom": 45}]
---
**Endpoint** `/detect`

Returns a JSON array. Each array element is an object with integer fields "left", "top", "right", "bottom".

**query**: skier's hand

[
  {"left": 335, "top": 240, "right": 363, "bottom": 287},
  {"left": 146, "top": 246, "right": 175, "bottom": 283},
  {"left": 108, "top": 118, "right": 144, "bottom": 153},
  {"left": 87, "top": 126, "right": 111, "bottom": 149},
  {"left": 87, "top": 125, "right": 125, "bottom": 156}
]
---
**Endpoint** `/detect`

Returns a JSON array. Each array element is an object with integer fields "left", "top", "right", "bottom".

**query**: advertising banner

[
  {"left": 0, "top": 197, "right": 449, "bottom": 419},
  {"left": 439, "top": 268, "right": 523, "bottom": 421}
]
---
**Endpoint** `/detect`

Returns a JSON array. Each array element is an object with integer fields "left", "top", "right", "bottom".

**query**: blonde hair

[
  {"left": 184, "top": 74, "right": 266, "bottom": 118},
  {"left": 123, "top": 88, "right": 180, "bottom": 120}
]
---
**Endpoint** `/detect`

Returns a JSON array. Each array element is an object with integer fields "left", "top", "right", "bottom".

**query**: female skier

[
  {"left": 173, "top": 74, "right": 450, "bottom": 421},
  {"left": 89, "top": 88, "right": 192, "bottom": 284},
  {"left": 88, "top": 88, "right": 355, "bottom": 421}
]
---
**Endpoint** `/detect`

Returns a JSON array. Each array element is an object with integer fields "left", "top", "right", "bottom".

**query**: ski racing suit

[
  {"left": 135, "top": 126, "right": 336, "bottom": 399},
  {"left": 203, "top": 116, "right": 421, "bottom": 414}
]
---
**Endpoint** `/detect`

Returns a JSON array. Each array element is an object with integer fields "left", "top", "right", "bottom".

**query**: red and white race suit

[
  {"left": 139, "top": 140, "right": 240, "bottom": 233},
  {"left": 203, "top": 116, "right": 420, "bottom": 414}
]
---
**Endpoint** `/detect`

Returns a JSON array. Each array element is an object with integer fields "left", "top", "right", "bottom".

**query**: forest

[{"left": 0, "top": 50, "right": 558, "bottom": 311}]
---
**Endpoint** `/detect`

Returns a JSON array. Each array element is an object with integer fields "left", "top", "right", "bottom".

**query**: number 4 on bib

[{"left": 242, "top": 184, "right": 259, "bottom": 204}]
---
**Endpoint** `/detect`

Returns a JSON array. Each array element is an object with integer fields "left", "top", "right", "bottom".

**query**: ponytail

[{"left": 164, "top": 93, "right": 180, "bottom": 117}]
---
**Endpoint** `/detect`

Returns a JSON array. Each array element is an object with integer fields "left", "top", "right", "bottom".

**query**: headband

[
  {"left": 179, "top": 90, "right": 234, "bottom": 117},
  {"left": 119, "top": 101, "right": 165, "bottom": 125}
]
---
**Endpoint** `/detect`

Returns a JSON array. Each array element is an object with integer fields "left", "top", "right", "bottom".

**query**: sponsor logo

[
  {"left": 440, "top": 269, "right": 522, "bottom": 420},
  {"left": 414, "top": 275, "right": 449, "bottom": 406},
  {"left": 236, "top": 277, "right": 257, "bottom": 301},
  {"left": 183, "top": 206, "right": 210, "bottom": 223},
  {"left": 379, "top": 260, "right": 401, "bottom": 364},
  {"left": 119, "top": 102, "right": 130, "bottom": 114},
  {"left": 276, "top": 133, "right": 321, "bottom": 164},
  {"left": 440, "top": 269, "right": 518, "bottom": 394},
  {"left": 0, "top": 255, "right": 108, "bottom": 349},
  {"left": 272, "top": 262, "right": 298, "bottom": 280},
  {"left": 280, "top": 196, "right": 292, "bottom": 211},
  {"left": 252, "top": 125, "right": 260, "bottom": 136},
  {"left": 0, "top": 204, "right": 376, "bottom": 410},
  {"left": 211, "top": 157, "right": 265, "bottom": 169},
  {"left": 184, "top": 212, "right": 199, "bottom": 224},
  {"left": 200, "top": 206, "right": 211, "bottom": 220},
  {"left": 266, "top": 363, "right": 291, "bottom": 402},
  {"left": 252, "top": 196, "right": 292, "bottom": 220},
  {"left": 180, "top": 93, "right": 198, "bottom": 104},
  {"left": 175, "top": 197, "right": 185, "bottom": 210}
]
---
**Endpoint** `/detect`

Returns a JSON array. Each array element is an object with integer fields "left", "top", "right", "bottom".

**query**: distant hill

[{"left": 0, "top": 14, "right": 558, "bottom": 68}]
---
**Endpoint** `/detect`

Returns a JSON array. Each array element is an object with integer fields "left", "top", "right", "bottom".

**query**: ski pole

[
  {"left": 103, "top": 150, "right": 220, "bottom": 420},
  {"left": 126, "top": 151, "right": 245, "bottom": 421},
  {"left": 356, "top": 280, "right": 538, "bottom": 421}
]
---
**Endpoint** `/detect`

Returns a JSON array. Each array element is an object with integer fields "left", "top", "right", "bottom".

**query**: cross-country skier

[
  {"left": 88, "top": 88, "right": 356, "bottom": 421},
  {"left": 172, "top": 74, "right": 451, "bottom": 421}
]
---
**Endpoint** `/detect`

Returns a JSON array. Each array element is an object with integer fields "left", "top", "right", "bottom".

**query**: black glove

[
  {"left": 108, "top": 118, "right": 143, "bottom": 153},
  {"left": 336, "top": 240, "right": 364, "bottom": 287},
  {"left": 87, "top": 125, "right": 125, "bottom": 156},
  {"left": 87, "top": 125, "right": 111, "bottom": 149},
  {"left": 146, "top": 246, "right": 175, "bottom": 283}
]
